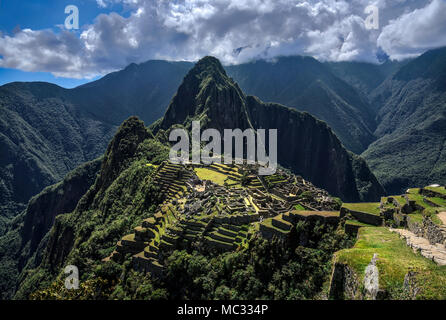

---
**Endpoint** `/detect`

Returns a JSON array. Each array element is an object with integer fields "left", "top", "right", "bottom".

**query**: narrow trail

[
  {"left": 438, "top": 212, "right": 446, "bottom": 225},
  {"left": 389, "top": 228, "right": 446, "bottom": 266}
]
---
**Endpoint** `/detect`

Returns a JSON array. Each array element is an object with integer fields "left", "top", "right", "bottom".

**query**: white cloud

[
  {"left": 378, "top": 0, "right": 446, "bottom": 60},
  {"left": 0, "top": 0, "right": 443, "bottom": 79}
]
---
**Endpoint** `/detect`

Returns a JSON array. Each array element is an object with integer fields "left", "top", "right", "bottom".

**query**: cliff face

[
  {"left": 0, "top": 158, "right": 101, "bottom": 299},
  {"left": 156, "top": 56, "right": 384, "bottom": 201},
  {"left": 245, "top": 96, "right": 384, "bottom": 202},
  {"left": 19, "top": 158, "right": 102, "bottom": 270}
]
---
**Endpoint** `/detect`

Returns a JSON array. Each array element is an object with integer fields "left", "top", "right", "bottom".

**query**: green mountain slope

[
  {"left": 363, "top": 47, "right": 446, "bottom": 194},
  {"left": 0, "top": 61, "right": 192, "bottom": 226},
  {"left": 71, "top": 60, "right": 193, "bottom": 125},
  {"left": 226, "top": 57, "right": 377, "bottom": 154},
  {"left": 0, "top": 158, "right": 101, "bottom": 299},
  {"left": 14, "top": 117, "right": 169, "bottom": 299},
  {"left": 327, "top": 60, "right": 406, "bottom": 97},
  {"left": 0, "top": 83, "right": 116, "bottom": 228},
  {"left": 13, "top": 114, "right": 356, "bottom": 300}
]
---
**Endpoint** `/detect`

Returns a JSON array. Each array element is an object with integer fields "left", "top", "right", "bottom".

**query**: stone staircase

[{"left": 390, "top": 228, "right": 446, "bottom": 266}]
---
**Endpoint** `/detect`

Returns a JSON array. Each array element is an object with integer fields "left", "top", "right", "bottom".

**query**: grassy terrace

[
  {"left": 406, "top": 193, "right": 434, "bottom": 210},
  {"left": 212, "top": 163, "right": 241, "bottom": 175},
  {"left": 345, "top": 220, "right": 373, "bottom": 227},
  {"left": 392, "top": 196, "right": 407, "bottom": 207},
  {"left": 290, "top": 210, "right": 340, "bottom": 217},
  {"left": 407, "top": 188, "right": 421, "bottom": 194},
  {"left": 194, "top": 168, "right": 228, "bottom": 185},
  {"left": 334, "top": 227, "right": 446, "bottom": 299},
  {"left": 409, "top": 210, "right": 443, "bottom": 225},
  {"left": 204, "top": 236, "right": 234, "bottom": 247},
  {"left": 430, "top": 197, "right": 446, "bottom": 207},
  {"left": 342, "top": 203, "right": 381, "bottom": 215},
  {"left": 425, "top": 186, "right": 446, "bottom": 195},
  {"left": 262, "top": 218, "right": 289, "bottom": 234}
]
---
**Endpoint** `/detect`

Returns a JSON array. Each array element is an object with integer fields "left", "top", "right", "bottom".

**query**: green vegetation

[
  {"left": 294, "top": 204, "right": 306, "bottom": 211},
  {"left": 5, "top": 52, "right": 446, "bottom": 301},
  {"left": 227, "top": 56, "right": 377, "bottom": 154},
  {"left": 425, "top": 186, "right": 446, "bottom": 195},
  {"left": 194, "top": 168, "right": 228, "bottom": 186},
  {"left": 345, "top": 220, "right": 373, "bottom": 227},
  {"left": 262, "top": 218, "right": 289, "bottom": 234},
  {"left": 0, "top": 158, "right": 102, "bottom": 299},
  {"left": 31, "top": 222, "right": 353, "bottom": 300},
  {"left": 363, "top": 47, "right": 446, "bottom": 195},
  {"left": 392, "top": 196, "right": 407, "bottom": 206},
  {"left": 342, "top": 202, "right": 380, "bottom": 215},
  {"left": 14, "top": 119, "right": 169, "bottom": 299},
  {"left": 335, "top": 227, "right": 446, "bottom": 299}
]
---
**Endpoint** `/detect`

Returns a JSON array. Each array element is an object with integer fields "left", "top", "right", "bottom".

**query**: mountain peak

[
  {"left": 158, "top": 56, "right": 248, "bottom": 131},
  {"left": 189, "top": 56, "right": 229, "bottom": 86},
  {"left": 195, "top": 56, "right": 225, "bottom": 73}
]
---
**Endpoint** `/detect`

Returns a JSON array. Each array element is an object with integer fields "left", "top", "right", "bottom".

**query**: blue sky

[
  {"left": 0, "top": 0, "right": 445, "bottom": 88},
  {"left": 0, "top": 0, "right": 124, "bottom": 87}
]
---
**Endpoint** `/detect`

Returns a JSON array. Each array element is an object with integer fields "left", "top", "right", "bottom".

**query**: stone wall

[
  {"left": 340, "top": 207, "right": 382, "bottom": 226},
  {"left": 329, "top": 262, "right": 361, "bottom": 300},
  {"left": 259, "top": 223, "right": 288, "bottom": 240},
  {"left": 283, "top": 212, "right": 340, "bottom": 227},
  {"left": 407, "top": 216, "right": 446, "bottom": 245},
  {"left": 407, "top": 216, "right": 424, "bottom": 237},
  {"left": 423, "top": 218, "right": 446, "bottom": 245},
  {"left": 344, "top": 223, "right": 362, "bottom": 236},
  {"left": 420, "top": 188, "right": 446, "bottom": 200}
]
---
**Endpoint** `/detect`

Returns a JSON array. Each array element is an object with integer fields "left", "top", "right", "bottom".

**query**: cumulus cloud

[
  {"left": 0, "top": 0, "right": 443, "bottom": 78},
  {"left": 378, "top": 0, "right": 446, "bottom": 60}
]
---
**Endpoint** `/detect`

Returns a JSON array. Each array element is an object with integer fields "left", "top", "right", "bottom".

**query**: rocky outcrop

[
  {"left": 18, "top": 158, "right": 102, "bottom": 270},
  {"left": 329, "top": 253, "right": 387, "bottom": 300},
  {"left": 363, "top": 254, "right": 379, "bottom": 299}
]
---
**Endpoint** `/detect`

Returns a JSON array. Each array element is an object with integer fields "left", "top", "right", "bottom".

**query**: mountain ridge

[{"left": 154, "top": 56, "right": 384, "bottom": 202}]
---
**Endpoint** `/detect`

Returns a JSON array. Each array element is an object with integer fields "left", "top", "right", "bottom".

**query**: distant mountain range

[{"left": 1, "top": 47, "right": 446, "bottom": 229}]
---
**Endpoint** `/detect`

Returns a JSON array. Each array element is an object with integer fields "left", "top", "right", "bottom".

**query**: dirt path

[
  {"left": 389, "top": 228, "right": 446, "bottom": 265},
  {"left": 438, "top": 212, "right": 446, "bottom": 225}
]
